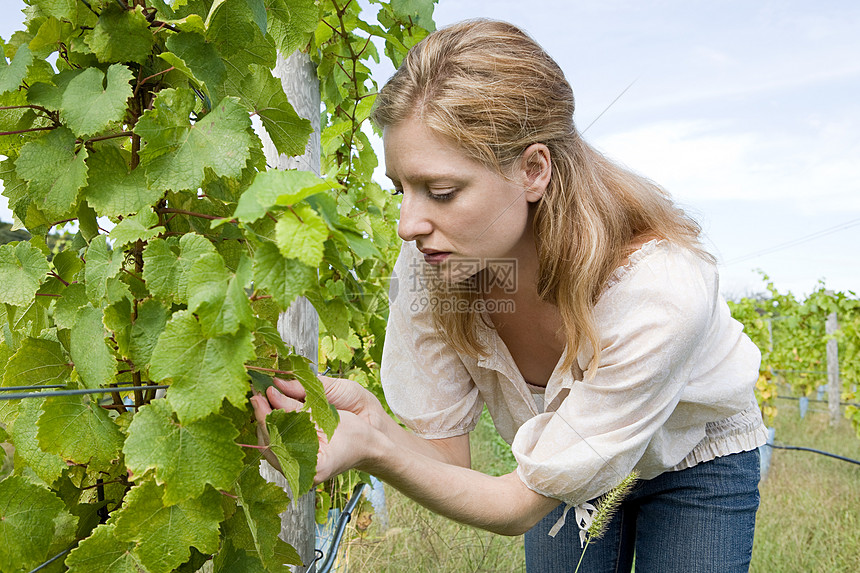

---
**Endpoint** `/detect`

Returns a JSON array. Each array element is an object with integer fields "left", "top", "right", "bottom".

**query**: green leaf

[
  {"left": 187, "top": 251, "right": 255, "bottom": 337},
  {"left": 266, "top": 0, "right": 318, "bottom": 56},
  {"left": 108, "top": 207, "right": 164, "bottom": 247},
  {"left": 0, "top": 44, "right": 32, "bottom": 95},
  {"left": 275, "top": 204, "right": 328, "bottom": 267},
  {"left": 2, "top": 337, "right": 72, "bottom": 388},
  {"left": 84, "top": 235, "right": 123, "bottom": 303},
  {"left": 15, "top": 126, "right": 89, "bottom": 220},
  {"left": 36, "top": 393, "right": 124, "bottom": 471},
  {"left": 265, "top": 409, "right": 318, "bottom": 498},
  {"left": 252, "top": 241, "right": 316, "bottom": 309},
  {"left": 239, "top": 64, "right": 312, "bottom": 157},
  {"left": 391, "top": 0, "right": 437, "bottom": 30},
  {"left": 86, "top": 5, "right": 155, "bottom": 64},
  {"left": 150, "top": 310, "right": 255, "bottom": 423},
  {"left": 113, "top": 481, "right": 224, "bottom": 573},
  {"left": 142, "top": 234, "right": 217, "bottom": 304},
  {"left": 136, "top": 88, "right": 253, "bottom": 192},
  {"left": 84, "top": 144, "right": 163, "bottom": 218},
  {"left": 0, "top": 241, "right": 49, "bottom": 307},
  {"left": 27, "top": 69, "right": 80, "bottom": 111},
  {"left": 165, "top": 32, "right": 226, "bottom": 103},
  {"left": 66, "top": 523, "right": 143, "bottom": 573},
  {"left": 60, "top": 64, "right": 133, "bottom": 137},
  {"left": 123, "top": 399, "right": 243, "bottom": 505},
  {"left": 234, "top": 169, "right": 332, "bottom": 223},
  {"left": 282, "top": 353, "right": 338, "bottom": 439},
  {"left": 129, "top": 298, "right": 169, "bottom": 374},
  {"left": 10, "top": 398, "right": 67, "bottom": 485},
  {"left": 0, "top": 475, "right": 72, "bottom": 573},
  {"left": 234, "top": 459, "right": 303, "bottom": 570},
  {"left": 70, "top": 304, "right": 116, "bottom": 389},
  {"left": 52, "top": 249, "right": 82, "bottom": 283},
  {"left": 53, "top": 282, "right": 87, "bottom": 330}
]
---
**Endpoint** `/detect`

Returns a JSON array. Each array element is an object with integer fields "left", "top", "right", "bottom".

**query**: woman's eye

[{"left": 429, "top": 189, "right": 456, "bottom": 201}]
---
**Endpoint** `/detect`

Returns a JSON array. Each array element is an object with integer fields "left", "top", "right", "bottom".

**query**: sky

[{"left": 2, "top": 0, "right": 858, "bottom": 299}]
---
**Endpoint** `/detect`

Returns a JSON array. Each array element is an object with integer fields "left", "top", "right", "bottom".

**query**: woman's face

[{"left": 383, "top": 116, "right": 547, "bottom": 283}]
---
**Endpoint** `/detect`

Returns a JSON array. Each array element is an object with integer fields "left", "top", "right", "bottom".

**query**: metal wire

[
  {"left": 0, "top": 385, "right": 169, "bottom": 400},
  {"left": 764, "top": 443, "right": 860, "bottom": 466},
  {"left": 309, "top": 483, "right": 368, "bottom": 573},
  {"left": 0, "top": 384, "right": 67, "bottom": 391}
]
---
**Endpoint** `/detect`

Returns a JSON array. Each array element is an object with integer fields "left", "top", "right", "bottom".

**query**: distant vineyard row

[{"left": 728, "top": 275, "right": 860, "bottom": 436}]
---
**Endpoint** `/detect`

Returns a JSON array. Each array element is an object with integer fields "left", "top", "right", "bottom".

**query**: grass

[{"left": 336, "top": 404, "right": 860, "bottom": 572}]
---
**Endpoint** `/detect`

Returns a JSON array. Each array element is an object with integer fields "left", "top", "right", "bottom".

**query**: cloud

[{"left": 592, "top": 119, "right": 860, "bottom": 213}]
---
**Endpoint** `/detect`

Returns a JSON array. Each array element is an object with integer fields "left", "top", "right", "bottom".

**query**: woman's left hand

[{"left": 251, "top": 382, "right": 379, "bottom": 484}]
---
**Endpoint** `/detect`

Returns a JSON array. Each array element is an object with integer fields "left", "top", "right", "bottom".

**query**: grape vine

[{"left": 0, "top": 0, "right": 437, "bottom": 571}]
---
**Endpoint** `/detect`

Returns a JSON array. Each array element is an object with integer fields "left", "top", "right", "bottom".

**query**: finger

[
  {"left": 250, "top": 395, "right": 272, "bottom": 425},
  {"left": 266, "top": 385, "right": 304, "bottom": 412},
  {"left": 273, "top": 377, "right": 307, "bottom": 401}
]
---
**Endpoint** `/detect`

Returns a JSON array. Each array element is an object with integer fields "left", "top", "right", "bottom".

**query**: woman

[{"left": 252, "top": 19, "right": 767, "bottom": 572}]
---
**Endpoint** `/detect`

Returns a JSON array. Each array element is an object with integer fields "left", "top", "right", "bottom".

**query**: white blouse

[{"left": 381, "top": 239, "right": 768, "bottom": 508}]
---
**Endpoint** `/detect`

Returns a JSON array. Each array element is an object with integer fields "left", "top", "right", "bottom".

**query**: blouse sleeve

[
  {"left": 511, "top": 246, "right": 727, "bottom": 505},
  {"left": 380, "top": 242, "right": 484, "bottom": 439}
]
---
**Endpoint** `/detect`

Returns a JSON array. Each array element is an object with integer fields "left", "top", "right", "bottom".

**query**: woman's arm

[{"left": 252, "top": 377, "right": 559, "bottom": 536}]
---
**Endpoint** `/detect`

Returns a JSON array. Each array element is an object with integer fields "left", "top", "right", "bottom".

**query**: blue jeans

[{"left": 524, "top": 449, "right": 761, "bottom": 572}]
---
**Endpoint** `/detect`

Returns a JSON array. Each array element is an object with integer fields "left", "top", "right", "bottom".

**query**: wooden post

[
  {"left": 826, "top": 311, "right": 840, "bottom": 427},
  {"left": 257, "top": 50, "right": 322, "bottom": 573}
]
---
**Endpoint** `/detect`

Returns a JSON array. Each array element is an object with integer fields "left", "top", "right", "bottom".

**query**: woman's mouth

[{"left": 420, "top": 249, "right": 451, "bottom": 265}]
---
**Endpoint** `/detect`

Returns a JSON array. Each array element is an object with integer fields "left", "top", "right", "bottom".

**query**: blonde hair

[{"left": 372, "top": 19, "right": 711, "bottom": 373}]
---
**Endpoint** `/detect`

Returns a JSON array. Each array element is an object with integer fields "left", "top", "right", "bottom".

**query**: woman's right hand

[{"left": 270, "top": 375, "right": 387, "bottom": 430}]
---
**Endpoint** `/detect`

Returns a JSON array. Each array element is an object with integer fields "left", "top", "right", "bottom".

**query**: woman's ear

[{"left": 520, "top": 143, "right": 552, "bottom": 202}]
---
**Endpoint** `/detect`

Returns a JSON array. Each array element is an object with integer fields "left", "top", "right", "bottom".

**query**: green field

[{"left": 339, "top": 405, "right": 860, "bottom": 572}]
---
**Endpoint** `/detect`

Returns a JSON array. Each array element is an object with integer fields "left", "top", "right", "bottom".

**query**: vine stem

[
  {"left": 157, "top": 207, "right": 236, "bottom": 223},
  {"left": 245, "top": 365, "right": 296, "bottom": 377},
  {"left": 83, "top": 131, "right": 133, "bottom": 144},
  {"left": 237, "top": 443, "right": 269, "bottom": 450},
  {"left": 0, "top": 126, "right": 54, "bottom": 136}
]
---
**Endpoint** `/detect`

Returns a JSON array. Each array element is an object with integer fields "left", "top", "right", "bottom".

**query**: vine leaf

[
  {"left": 234, "top": 458, "right": 303, "bottom": 570},
  {"left": 233, "top": 168, "right": 331, "bottom": 223},
  {"left": 85, "top": 145, "right": 163, "bottom": 218},
  {"left": 0, "top": 241, "right": 49, "bottom": 307},
  {"left": 53, "top": 282, "right": 88, "bottom": 329},
  {"left": 0, "top": 475, "right": 72, "bottom": 573},
  {"left": 266, "top": 0, "right": 319, "bottom": 56},
  {"left": 2, "top": 337, "right": 72, "bottom": 388},
  {"left": 165, "top": 32, "right": 227, "bottom": 104},
  {"left": 112, "top": 481, "right": 224, "bottom": 573},
  {"left": 264, "top": 409, "right": 318, "bottom": 499},
  {"left": 186, "top": 251, "right": 255, "bottom": 337},
  {"left": 15, "top": 126, "right": 89, "bottom": 221},
  {"left": 84, "top": 235, "right": 123, "bottom": 303},
  {"left": 0, "top": 44, "right": 32, "bottom": 95},
  {"left": 275, "top": 204, "right": 328, "bottom": 267},
  {"left": 136, "top": 88, "right": 253, "bottom": 192},
  {"left": 282, "top": 353, "right": 339, "bottom": 439},
  {"left": 108, "top": 207, "right": 164, "bottom": 247},
  {"left": 150, "top": 310, "right": 255, "bottom": 423},
  {"left": 66, "top": 523, "right": 143, "bottom": 573},
  {"left": 10, "top": 398, "right": 67, "bottom": 485},
  {"left": 239, "top": 64, "right": 312, "bottom": 157},
  {"left": 129, "top": 298, "right": 169, "bottom": 375},
  {"left": 252, "top": 241, "right": 316, "bottom": 309},
  {"left": 36, "top": 394, "right": 124, "bottom": 472},
  {"left": 86, "top": 4, "right": 155, "bottom": 65},
  {"left": 142, "top": 234, "right": 217, "bottom": 305},
  {"left": 69, "top": 304, "right": 116, "bottom": 389},
  {"left": 60, "top": 64, "right": 134, "bottom": 137},
  {"left": 123, "top": 399, "right": 243, "bottom": 505}
]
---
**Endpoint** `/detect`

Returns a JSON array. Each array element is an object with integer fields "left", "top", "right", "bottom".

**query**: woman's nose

[{"left": 397, "top": 192, "right": 433, "bottom": 241}]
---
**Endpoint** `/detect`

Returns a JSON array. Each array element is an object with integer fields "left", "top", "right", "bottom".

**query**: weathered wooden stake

[
  {"left": 257, "top": 50, "right": 322, "bottom": 572},
  {"left": 826, "top": 311, "right": 840, "bottom": 427}
]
